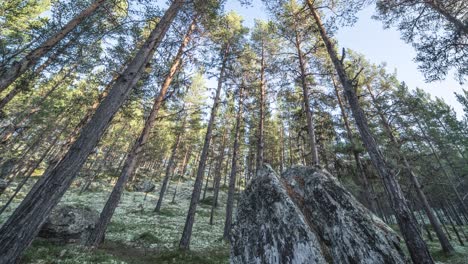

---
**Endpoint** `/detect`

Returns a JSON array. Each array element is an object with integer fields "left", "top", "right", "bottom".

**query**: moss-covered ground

[
  {"left": 1, "top": 178, "right": 467, "bottom": 263},
  {"left": 1, "top": 178, "right": 230, "bottom": 263}
]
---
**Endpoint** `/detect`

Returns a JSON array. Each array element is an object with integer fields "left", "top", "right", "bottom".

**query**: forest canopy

[{"left": 0, "top": 0, "right": 467, "bottom": 263}]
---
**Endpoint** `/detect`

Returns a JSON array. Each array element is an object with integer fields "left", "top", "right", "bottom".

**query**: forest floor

[{"left": 1, "top": 176, "right": 467, "bottom": 264}]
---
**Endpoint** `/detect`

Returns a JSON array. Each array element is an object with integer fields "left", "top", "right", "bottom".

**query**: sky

[{"left": 224, "top": 1, "right": 467, "bottom": 118}]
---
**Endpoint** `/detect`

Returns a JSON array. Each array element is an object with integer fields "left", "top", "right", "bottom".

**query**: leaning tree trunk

[
  {"left": 0, "top": 119, "right": 71, "bottom": 216},
  {"left": 305, "top": 2, "right": 433, "bottom": 263},
  {"left": 223, "top": 79, "right": 244, "bottom": 240},
  {"left": 0, "top": 32, "right": 80, "bottom": 111},
  {"left": 425, "top": 0, "right": 468, "bottom": 35},
  {"left": 0, "top": 0, "right": 107, "bottom": 93},
  {"left": 85, "top": 16, "right": 194, "bottom": 248},
  {"left": 256, "top": 41, "right": 266, "bottom": 172},
  {"left": 1, "top": 66, "right": 76, "bottom": 144},
  {"left": 0, "top": 2, "right": 183, "bottom": 262},
  {"left": 155, "top": 117, "right": 186, "bottom": 212},
  {"left": 366, "top": 85, "right": 454, "bottom": 254},
  {"left": 332, "top": 78, "right": 377, "bottom": 214},
  {"left": 293, "top": 22, "right": 319, "bottom": 165},
  {"left": 210, "top": 126, "right": 228, "bottom": 225},
  {"left": 179, "top": 43, "right": 229, "bottom": 250}
]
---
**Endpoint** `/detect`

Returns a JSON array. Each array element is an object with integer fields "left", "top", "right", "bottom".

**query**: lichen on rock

[{"left": 230, "top": 166, "right": 408, "bottom": 264}]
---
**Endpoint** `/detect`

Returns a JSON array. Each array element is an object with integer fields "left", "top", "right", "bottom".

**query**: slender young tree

[
  {"left": 223, "top": 77, "right": 245, "bottom": 240},
  {"left": 155, "top": 113, "right": 187, "bottom": 212},
  {"left": 179, "top": 12, "right": 247, "bottom": 250}
]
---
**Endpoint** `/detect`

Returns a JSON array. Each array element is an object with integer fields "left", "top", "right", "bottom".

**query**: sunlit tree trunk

[
  {"left": 0, "top": 2, "right": 183, "bottom": 261},
  {"left": 0, "top": 0, "right": 107, "bottom": 93},
  {"left": 85, "top": 15, "right": 194, "bottom": 248},
  {"left": 179, "top": 43, "right": 229, "bottom": 250},
  {"left": 224, "top": 80, "right": 244, "bottom": 240}
]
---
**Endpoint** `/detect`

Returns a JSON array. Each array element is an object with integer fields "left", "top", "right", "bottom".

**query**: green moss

[
  {"left": 133, "top": 232, "right": 161, "bottom": 244},
  {"left": 199, "top": 196, "right": 215, "bottom": 206},
  {"left": 148, "top": 248, "right": 229, "bottom": 264},
  {"left": 157, "top": 207, "right": 180, "bottom": 217},
  {"left": 22, "top": 240, "right": 124, "bottom": 264}
]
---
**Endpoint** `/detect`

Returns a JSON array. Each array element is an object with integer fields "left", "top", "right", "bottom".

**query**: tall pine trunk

[
  {"left": 210, "top": 126, "right": 228, "bottom": 225},
  {"left": 332, "top": 78, "right": 377, "bottom": 214},
  {"left": 293, "top": 21, "right": 319, "bottom": 165},
  {"left": 305, "top": 2, "right": 433, "bottom": 263},
  {"left": 366, "top": 85, "right": 454, "bottom": 253},
  {"left": 0, "top": 2, "right": 183, "bottom": 261},
  {"left": 256, "top": 42, "right": 266, "bottom": 171},
  {"left": 155, "top": 116, "right": 186, "bottom": 212},
  {"left": 85, "top": 17, "right": 194, "bottom": 247},
  {"left": 223, "top": 79, "right": 244, "bottom": 240},
  {"left": 179, "top": 43, "right": 229, "bottom": 250},
  {"left": 0, "top": 0, "right": 107, "bottom": 93}
]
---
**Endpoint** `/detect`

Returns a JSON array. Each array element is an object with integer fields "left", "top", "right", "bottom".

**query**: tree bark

[
  {"left": 179, "top": 43, "right": 229, "bottom": 250},
  {"left": 0, "top": 0, "right": 107, "bottom": 93},
  {"left": 305, "top": 2, "right": 433, "bottom": 263},
  {"left": 256, "top": 41, "right": 266, "bottom": 172},
  {"left": 292, "top": 21, "right": 319, "bottom": 165},
  {"left": 223, "top": 79, "right": 244, "bottom": 240},
  {"left": 366, "top": 85, "right": 454, "bottom": 253},
  {"left": 155, "top": 117, "right": 185, "bottom": 212},
  {"left": 85, "top": 15, "right": 193, "bottom": 248},
  {"left": 0, "top": 120, "right": 70, "bottom": 216},
  {"left": 425, "top": 0, "right": 468, "bottom": 35},
  {"left": 0, "top": 2, "right": 183, "bottom": 261},
  {"left": 0, "top": 32, "right": 80, "bottom": 112},
  {"left": 210, "top": 126, "right": 228, "bottom": 225},
  {"left": 332, "top": 77, "right": 377, "bottom": 214}
]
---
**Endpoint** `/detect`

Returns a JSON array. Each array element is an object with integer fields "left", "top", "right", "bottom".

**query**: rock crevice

[{"left": 230, "top": 166, "right": 407, "bottom": 264}]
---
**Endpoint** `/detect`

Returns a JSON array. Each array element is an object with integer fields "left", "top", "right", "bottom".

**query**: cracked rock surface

[{"left": 230, "top": 166, "right": 407, "bottom": 264}]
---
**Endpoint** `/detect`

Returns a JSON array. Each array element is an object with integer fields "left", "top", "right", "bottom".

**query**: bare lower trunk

[
  {"left": 155, "top": 121, "right": 185, "bottom": 212},
  {"left": 0, "top": 0, "right": 106, "bottom": 93},
  {"left": 223, "top": 80, "right": 244, "bottom": 240},
  {"left": 256, "top": 42, "right": 266, "bottom": 171},
  {"left": 210, "top": 127, "right": 228, "bottom": 225},
  {"left": 305, "top": 2, "right": 433, "bottom": 263},
  {"left": 366, "top": 85, "right": 453, "bottom": 253},
  {"left": 0, "top": 2, "right": 182, "bottom": 262},
  {"left": 179, "top": 44, "right": 229, "bottom": 250},
  {"left": 85, "top": 15, "right": 192, "bottom": 248},
  {"left": 332, "top": 78, "right": 377, "bottom": 213},
  {"left": 0, "top": 121, "right": 69, "bottom": 216},
  {"left": 293, "top": 22, "right": 319, "bottom": 165}
]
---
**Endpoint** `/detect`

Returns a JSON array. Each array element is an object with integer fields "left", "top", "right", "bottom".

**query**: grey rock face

[
  {"left": 231, "top": 167, "right": 327, "bottom": 264},
  {"left": 231, "top": 166, "right": 407, "bottom": 264},
  {"left": 38, "top": 205, "right": 99, "bottom": 244}
]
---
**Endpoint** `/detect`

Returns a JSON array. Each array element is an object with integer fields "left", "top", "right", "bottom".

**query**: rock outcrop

[
  {"left": 38, "top": 205, "right": 99, "bottom": 244},
  {"left": 230, "top": 166, "right": 407, "bottom": 264}
]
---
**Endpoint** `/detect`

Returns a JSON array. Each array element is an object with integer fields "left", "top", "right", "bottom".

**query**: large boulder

[
  {"left": 38, "top": 205, "right": 99, "bottom": 244},
  {"left": 231, "top": 166, "right": 407, "bottom": 264}
]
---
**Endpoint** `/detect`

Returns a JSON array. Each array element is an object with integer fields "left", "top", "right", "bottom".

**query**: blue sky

[{"left": 224, "top": 1, "right": 466, "bottom": 117}]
